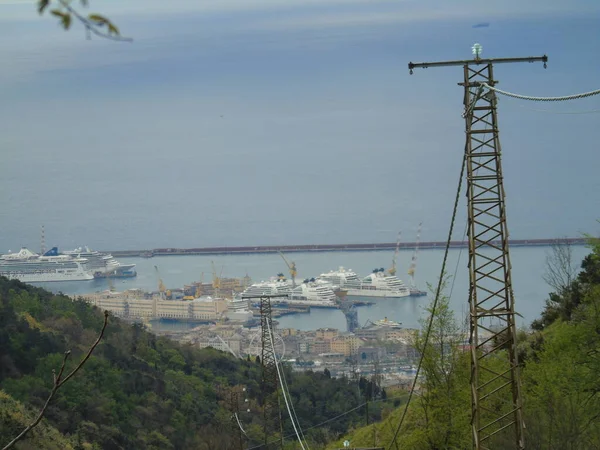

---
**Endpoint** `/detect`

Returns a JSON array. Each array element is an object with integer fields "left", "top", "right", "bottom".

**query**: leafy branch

[
  {"left": 2, "top": 310, "right": 110, "bottom": 450},
  {"left": 38, "top": 0, "right": 132, "bottom": 42}
]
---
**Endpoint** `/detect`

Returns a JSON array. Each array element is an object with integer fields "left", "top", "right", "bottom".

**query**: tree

[
  {"left": 2, "top": 311, "right": 109, "bottom": 450},
  {"left": 543, "top": 238, "right": 579, "bottom": 295},
  {"left": 407, "top": 275, "right": 471, "bottom": 449},
  {"left": 36, "top": 0, "right": 131, "bottom": 41}
]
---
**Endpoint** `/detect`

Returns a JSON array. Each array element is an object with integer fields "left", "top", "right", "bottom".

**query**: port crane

[
  {"left": 106, "top": 270, "right": 115, "bottom": 293},
  {"left": 196, "top": 272, "right": 204, "bottom": 297},
  {"left": 278, "top": 251, "right": 297, "bottom": 287},
  {"left": 387, "top": 231, "right": 402, "bottom": 276},
  {"left": 211, "top": 261, "right": 224, "bottom": 298},
  {"left": 154, "top": 265, "right": 169, "bottom": 300},
  {"left": 407, "top": 222, "right": 426, "bottom": 295}
]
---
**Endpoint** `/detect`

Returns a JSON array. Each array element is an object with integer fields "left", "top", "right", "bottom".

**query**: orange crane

[
  {"left": 211, "top": 261, "right": 224, "bottom": 298},
  {"left": 154, "top": 265, "right": 169, "bottom": 299},
  {"left": 195, "top": 272, "right": 204, "bottom": 297},
  {"left": 278, "top": 251, "right": 297, "bottom": 287},
  {"left": 388, "top": 231, "right": 402, "bottom": 276},
  {"left": 407, "top": 222, "right": 426, "bottom": 296}
]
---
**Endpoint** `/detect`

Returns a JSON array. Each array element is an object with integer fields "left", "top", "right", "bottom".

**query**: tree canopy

[
  {"left": 333, "top": 237, "right": 600, "bottom": 449},
  {"left": 0, "top": 277, "right": 392, "bottom": 449}
]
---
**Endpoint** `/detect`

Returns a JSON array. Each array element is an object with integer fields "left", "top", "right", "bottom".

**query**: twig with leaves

[
  {"left": 2, "top": 310, "right": 110, "bottom": 450},
  {"left": 38, "top": 0, "right": 132, "bottom": 42}
]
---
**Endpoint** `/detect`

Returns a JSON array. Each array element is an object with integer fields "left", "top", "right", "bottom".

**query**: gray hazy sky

[{"left": 1, "top": 0, "right": 599, "bottom": 251}]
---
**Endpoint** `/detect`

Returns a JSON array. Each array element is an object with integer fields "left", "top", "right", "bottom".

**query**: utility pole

[
  {"left": 243, "top": 294, "right": 288, "bottom": 449},
  {"left": 229, "top": 386, "right": 248, "bottom": 450},
  {"left": 408, "top": 45, "right": 547, "bottom": 450}
]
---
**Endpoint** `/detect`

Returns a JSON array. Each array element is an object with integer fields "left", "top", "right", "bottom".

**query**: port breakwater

[{"left": 106, "top": 238, "right": 586, "bottom": 258}]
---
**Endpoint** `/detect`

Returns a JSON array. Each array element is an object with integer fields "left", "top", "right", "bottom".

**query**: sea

[{"left": 31, "top": 244, "right": 591, "bottom": 332}]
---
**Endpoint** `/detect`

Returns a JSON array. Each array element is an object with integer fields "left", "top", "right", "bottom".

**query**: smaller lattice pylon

[{"left": 242, "top": 294, "right": 288, "bottom": 449}]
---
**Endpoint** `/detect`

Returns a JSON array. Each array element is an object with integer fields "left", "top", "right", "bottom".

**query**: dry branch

[
  {"left": 2, "top": 311, "right": 109, "bottom": 450},
  {"left": 543, "top": 238, "right": 578, "bottom": 294}
]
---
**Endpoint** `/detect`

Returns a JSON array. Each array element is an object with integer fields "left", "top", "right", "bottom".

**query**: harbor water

[{"left": 34, "top": 245, "right": 591, "bottom": 331}]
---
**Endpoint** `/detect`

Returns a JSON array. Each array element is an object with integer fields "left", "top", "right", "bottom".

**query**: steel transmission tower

[
  {"left": 243, "top": 294, "right": 287, "bottom": 449},
  {"left": 408, "top": 47, "right": 547, "bottom": 449}
]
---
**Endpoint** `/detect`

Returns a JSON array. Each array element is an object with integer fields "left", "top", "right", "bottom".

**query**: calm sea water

[{"left": 33, "top": 245, "right": 590, "bottom": 331}]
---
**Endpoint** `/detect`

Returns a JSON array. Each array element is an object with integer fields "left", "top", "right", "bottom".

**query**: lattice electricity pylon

[
  {"left": 408, "top": 49, "right": 548, "bottom": 450},
  {"left": 229, "top": 386, "right": 249, "bottom": 450},
  {"left": 243, "top": 294, "right": 288, "bottom": 449}
]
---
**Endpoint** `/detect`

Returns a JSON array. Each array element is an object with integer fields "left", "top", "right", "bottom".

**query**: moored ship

[
  {"left": 0, "top": 247, "right": 93, "bottom": 282},
  {"left": 317, "top": 267, "right": 410, "bottom": 298},
  {"left": 62, "top": 246, "right": 136, "bottom": 278},
  {"left": 241, "top": 275, "right": 338, "bottom": 307}
]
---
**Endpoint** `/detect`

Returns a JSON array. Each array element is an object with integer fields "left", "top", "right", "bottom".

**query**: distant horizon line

[{"left": 105, "top": 237, "right": 588, "bottom": 257}]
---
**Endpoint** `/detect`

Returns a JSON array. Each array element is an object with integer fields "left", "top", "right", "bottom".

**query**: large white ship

[
  {"left": 62, "top": 246, "right": 136, "bottom": 277},
  {"left": 241, "top": 275, "right": 338, "bottom": 307},
  {"left": 241, "top": 276, "right": 294, "bottom": 298},
  {"left": 317, "top": 267, "right": 410, "bottom": 298},
  {"left": 226, "top": 296, "right": 254, "bottom": 322},
  {"left": 287, "top": 279, "right": 337, "bottom": 307},
  {"left": 0, "top": 248, "right": 93, "bottom": 282}
]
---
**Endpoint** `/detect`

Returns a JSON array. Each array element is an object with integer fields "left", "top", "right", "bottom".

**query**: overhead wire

[
  {"left": 244, "top": 377, "right": 412, "bottom": 450},
  {"left": 386, "top": 112, "right": 472, "bottom": 449},
  {"left": 235, "top": 412, "right": 248, "bottom": 436},
  {"left": 265, "top": 318, "right": 308, "bottom": 450},
  {"left": 482, "top": 83, "right": 600, "bottom": 102},
  {"left": 245, "top": 402, "right": 367, "bottom": 450},
  {"left": 279, "top": 358, "right": 310, "bottom": 446},
  {"left": 517, "top": 105, "right": 600, "bottom": 115}
]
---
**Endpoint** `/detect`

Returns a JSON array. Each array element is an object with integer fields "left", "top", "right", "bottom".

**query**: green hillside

[
  {"left": 330, "top": 238, "right": 600, "bottom": 449},
  {"left": 0, "top": 278, "right": 380, "bottom": 449}
]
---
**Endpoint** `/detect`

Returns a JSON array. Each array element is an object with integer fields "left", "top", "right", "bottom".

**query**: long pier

[{"left": 106, "top": 238, "right": 586, "bottom": 258}]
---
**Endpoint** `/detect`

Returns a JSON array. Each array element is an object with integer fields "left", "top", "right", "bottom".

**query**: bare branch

[
  {"left": 2, "top": 311, "right": 109, "bottom": 450},
  {"left": 543, "top": 238, "right": 579, "bottom": 294}
]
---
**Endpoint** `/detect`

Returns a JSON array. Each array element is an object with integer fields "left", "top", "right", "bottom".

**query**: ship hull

[
  {"left": 346, "top": 288, "right": 410, "bottom": 298},
  {"left": 2, "top": 271, "right": 94, "bottom": 282},
  {"left": 277, "top": 299, "right": 337, "bottom": 308}
]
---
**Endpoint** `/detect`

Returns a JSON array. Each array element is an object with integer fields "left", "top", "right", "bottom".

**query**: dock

[{"left": 105, "top": 238, "right": 586, "bottom": 258}]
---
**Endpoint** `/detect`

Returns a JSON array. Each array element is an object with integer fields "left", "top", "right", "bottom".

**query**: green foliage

[
  {"left": 0, "top": 277, "right": 375, "bottom": 449},
  {"left": 335, "top": 238, "right": 600, "bottom": 449},
  {"left": 522, "top": 237, "right": 600, "bottom": 449},
  {"left": 0, "top": 390, "right": 75, "bottom": 449},
  {"left": 328, "top": 276, "right": 471, "bottom": 449},
  {"left": 36, "top": 0, "right": 122, "bottom": 38}
]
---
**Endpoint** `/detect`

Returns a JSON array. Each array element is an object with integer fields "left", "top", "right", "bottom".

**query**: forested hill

[
  {"left": 328, "top": 238, "right": 600, "bottom": 449},
  {"left": 0, "top": 278, "right": 375, "bottom": 449}
]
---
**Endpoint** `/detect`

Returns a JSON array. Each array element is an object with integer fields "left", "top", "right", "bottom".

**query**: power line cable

[
  {"left": 482, "top": 83, "right": 600, "bottom": 102},
  {"left": 245, "top": 386, "right": 412, "bottom": 450},
  {"left": 265, "top": 319, "right": 308, "bottom": 450},
  {"left": 246, "top": 402, "right": 367, "bottom": 450},
  {"left": 387, "top": 140, "right": 468, "bottom": 450},
  {"left": 279, "top": 360, "right": 310, "bottom": 447},
  {"left": 517, "top": 105, "right": 600, "bottom": 115}
]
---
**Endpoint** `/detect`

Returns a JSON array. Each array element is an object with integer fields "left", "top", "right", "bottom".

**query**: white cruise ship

[
  {"left": 226, "top": 296, "right": 254, "bottom": 322},
  {"left": 241, "top": 275, "right": 337, "bottom": 307},
  {"left": 287, "top": 279, "right": 337, "bottom": 308},
  {"left": 241, "top": 275, "right": 294, "bottom": 298},
  {"left": 62, "top": 246, "right": 136, "bottom": 277},
  {"left": 0, "top": 248, "right": 93, "bottom": 282},
  {"left": 317, "top": 267, "right": 410, "bottom": 298}
]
